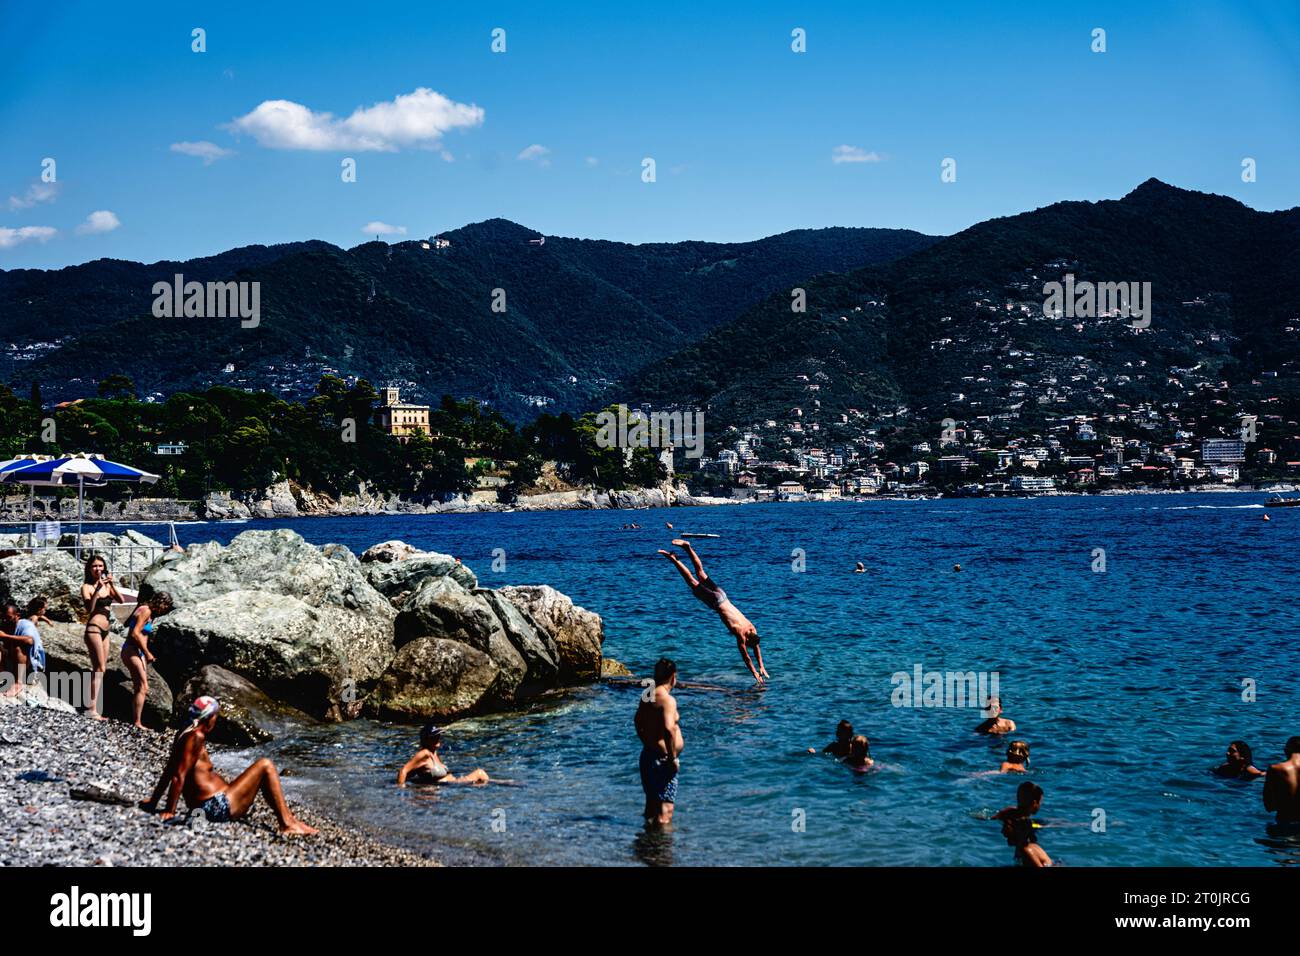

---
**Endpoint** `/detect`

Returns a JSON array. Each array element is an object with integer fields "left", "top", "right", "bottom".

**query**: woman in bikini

[
  {"left": 81, "top": 555, "right": 122, "bottom": 720},
  {"left": 396, "top": 724, "right": 489, "bottom": 786},
  {"left": 658, "top": 539, "right": 768, "bottom": 683},
  {"left": 121, "top": 590, "right": 173, "bottom": 729}
]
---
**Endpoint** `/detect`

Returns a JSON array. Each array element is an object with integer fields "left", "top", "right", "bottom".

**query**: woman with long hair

[{"left": 80, "top": 554, "right": 121, "bottom": 720}]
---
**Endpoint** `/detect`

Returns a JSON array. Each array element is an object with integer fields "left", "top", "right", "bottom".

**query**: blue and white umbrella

[{"left": 0, "top": 454, "right": 160, "bottom": 552}]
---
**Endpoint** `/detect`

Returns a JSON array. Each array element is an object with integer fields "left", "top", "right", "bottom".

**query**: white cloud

[
  {"left": 0, "top": 225, "right": 57, "bottom": 248},
  {"left": 517, "top": 144, "right": 551, "bottom": 165},
  {"left": 362, "top": 221, "right": 406, "bottom": 236},
  {"left": 76, "top": 210, "right": 121, "bottom": 235},
  {"left": 439, "top": 149, "right": 455, "bottom": 163},
  {"left": 831, "top": 145, "right": 884, "bottom": 164},
  {"left": 8, "top": 181, "right": 59, "bottom": 210},
  {"left": 226, "top": 87, "right": 485, "bottom": 152},
  {"left": 171, "top": 140, "right": 235, "bottom": 165}
]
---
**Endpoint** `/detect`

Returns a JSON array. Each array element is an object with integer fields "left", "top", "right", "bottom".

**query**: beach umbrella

[
  {"left": 0, "top": 455, "right": 55, "bottom": 547},
  {"left": 0, "top": 454, "right": 160, "bottom": 555}
]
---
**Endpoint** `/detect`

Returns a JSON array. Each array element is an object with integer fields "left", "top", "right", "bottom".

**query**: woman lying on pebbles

[
  {"left": 397, "top": 724, "right": 489, "bottom": 787},
  {"left": 141, "top": 695, "right": 318, "bottom": 835}
]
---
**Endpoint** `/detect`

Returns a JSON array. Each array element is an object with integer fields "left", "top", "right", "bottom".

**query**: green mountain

[
  {"left": 0, "top": 220, "right": 936, "bottom": 421},
  {"left": 624, "top": 180, "right": 1300, "bottom": 435}
]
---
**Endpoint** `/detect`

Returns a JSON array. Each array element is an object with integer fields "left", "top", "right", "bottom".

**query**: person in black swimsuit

[
  {"left": 396, "top": 724, "right": 489, "bottom": 786},
  {"left": 80, "top": 555, "right": 122, "bottom": 720}
]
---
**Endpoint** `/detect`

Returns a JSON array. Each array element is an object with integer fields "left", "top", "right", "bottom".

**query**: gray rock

[
  {"left": 365, "top": 550, "right": 478, "bottom": 604},
  {"left": 477, "top": 588, "right": 559, "bottom": 690},
  {"left": 498, "top": 585, "right": 604, "bottom": 683},
  {"left": 155, "top": 590, "right": 384, "bottom": 721},
  {"left": 360, "top": 539, "right": 420, "bottom": 563},
  {"left": 393, "top": 578, "right": 524, "bottom": 701},
  {"left": 369, "top": 637, "right": 499, "bottom": 721},
  {"left": 0, "top": 549, "right": 85, "bottom": 623},
  {"left": 175, "top": 665, "right": 313, "bottom": 746}
]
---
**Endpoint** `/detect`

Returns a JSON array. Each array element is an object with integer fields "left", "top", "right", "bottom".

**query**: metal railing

[{"left": 0, "top": 519, "right": 180, "bottom": 588}]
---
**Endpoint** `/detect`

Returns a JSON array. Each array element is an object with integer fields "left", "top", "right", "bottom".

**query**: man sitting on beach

[
  {"left": 658, "top": 539, "right": 768, "bottom": 683},
  {"left": 1263, "top": 736, "right": 1300, "bottom": 825},
  {"left": 0, "top": 600, "right": 46, "bottom": 697},
  {"left": 141, "top": 696, "right": 317, "bottom": 835},
  {"left": 974, "top": 697, "right": 1016, "bottom": 735},
  {"left": 634, "top": 658, "right": 683, "bottom": 828}
]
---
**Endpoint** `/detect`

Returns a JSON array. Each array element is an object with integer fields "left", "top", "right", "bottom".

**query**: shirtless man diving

[
  {"left": 659, "top": 539, "right": 768, "bottom": 683},
  {"left": 1264, "top": 736, "right": 1300, "bottom": 825},
  {"left": 634, "top": 658, "right": 684, "bottom": 828}
]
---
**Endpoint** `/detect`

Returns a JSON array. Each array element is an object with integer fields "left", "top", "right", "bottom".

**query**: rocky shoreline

[{"left": 0, "top": 703, "right": 432, "bottom": 866}]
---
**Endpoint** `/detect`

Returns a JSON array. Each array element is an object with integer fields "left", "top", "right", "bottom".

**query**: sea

[{"left": 157, "top": 493, "right": 1299, "bottom": 866}]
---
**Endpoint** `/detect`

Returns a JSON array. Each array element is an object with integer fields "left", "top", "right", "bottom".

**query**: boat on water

[{"left": 1264, "top": 496, "right": 1300, "bottom": 507}]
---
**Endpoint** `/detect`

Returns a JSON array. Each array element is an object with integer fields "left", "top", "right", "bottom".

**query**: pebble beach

[{"left": 0, "top": 702, "right": 434, "bottom": 867}]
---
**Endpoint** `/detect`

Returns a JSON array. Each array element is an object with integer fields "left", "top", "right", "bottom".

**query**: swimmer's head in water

[
  {"left": 1016, "top": 781, "right": 1043, "bottom": 812},
  {"left": 1227, "top": 740, "right": 1253, "bottom": 765},
  {"left": 836, "top": 720, "right": 853, "bottom": 742},
  {"left": 984, "top": 697, "right": 1002, "bottom": 717},
  {"left": 653, "top": 657, "right": 677, "bottom": 687},
  {"left": 1287, "top": 736, "right": 1300, "bottom": 757},
  {"left": 850, "top": 735, "right": 870, "bottom": 758},
  {"left": 1007, "top": 740, "right": 1030, "bottom": 763}
]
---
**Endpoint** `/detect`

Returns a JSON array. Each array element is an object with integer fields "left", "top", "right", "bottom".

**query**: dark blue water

[{"left": 163, "top": 495, "right": 1299, "bottom": 866}]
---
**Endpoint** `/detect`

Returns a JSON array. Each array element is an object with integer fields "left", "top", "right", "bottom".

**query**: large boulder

[
  {"left": 39, "top": 621, "right": 174, "bottom": 727},
  {"left": 154, "top": 590, "right": 384, "bottom": 721},
  {"left": 368, "top": 637, "right": 499, "bottom": 721},
  {"left": 174, "top": 665, "right": 313, "bottom": 746},
  {"left": 393, "top": 577, "right": 525, "bottom": 701},
  {"left": 360, "top": 540, "right": 420, "bottom": 563},
  {"left": 477, "top": 589, "right": 560, "bottom": 691},
  {"left": 498, "top": 585, "right": 604, "bottom": 683},
  {"left": 364, "top": 550, "right": 478, "bottom": 604},
  {"left": 142, "top": 530, "right": 393, "bottom": 620},
  {"left": 0, "top": 549, "right": 84, "bottom": 622}
]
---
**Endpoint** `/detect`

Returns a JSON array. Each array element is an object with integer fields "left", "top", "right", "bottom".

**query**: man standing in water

[
  {"left": 635, "top": 658, "right": 683, "bottom": 828},
  {"left": 1264, "top": 736, "right": 1300, "bottom": 824},
  {"left": 658, "top": 539, "right": 768, "bottom": 683}
]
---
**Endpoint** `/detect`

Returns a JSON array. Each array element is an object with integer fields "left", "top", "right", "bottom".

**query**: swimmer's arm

[{"left": 397, "top": 750, "right": 430, "bottom": 787}]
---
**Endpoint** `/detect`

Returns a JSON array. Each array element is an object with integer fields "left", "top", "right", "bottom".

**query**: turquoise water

[{"left": 172, "top": 495, "right": 1299, "bottom": 866}]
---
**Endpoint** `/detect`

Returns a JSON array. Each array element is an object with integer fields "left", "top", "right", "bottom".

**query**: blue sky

[{"left": 2, "top": 0, "right": 1298, "bottom": 268}]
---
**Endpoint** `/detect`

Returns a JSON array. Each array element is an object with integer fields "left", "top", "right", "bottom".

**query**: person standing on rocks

[
  {"left": 121, "top": 591, "right": 173, "bottom": 729},
  {"left": 141, "top": 695, "right": 318, "bottom": 835},
  {"left": 81, "top": 555, "right": 122, "bottom": 720},
  {"left": 635, "top": 658, "right": 683, "bottom": 828}
]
